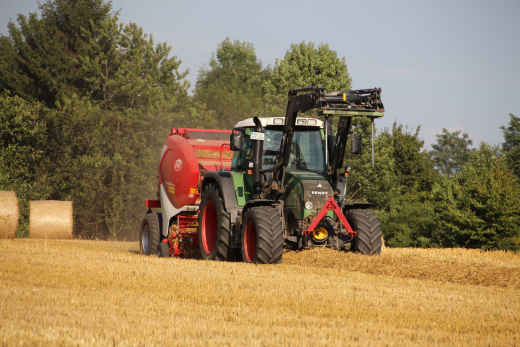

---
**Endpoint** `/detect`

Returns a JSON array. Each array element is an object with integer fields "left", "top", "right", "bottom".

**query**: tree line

[{"left": 1, "top": 0, "right": 519, "bottom": 250}]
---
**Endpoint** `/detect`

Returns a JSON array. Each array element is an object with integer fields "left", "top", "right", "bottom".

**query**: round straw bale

[
  {"left": 29, "top": 200, "right": 73, "bottom": 239},
  {"left": 0, "top": 191, "right": 19, "bottom": 239}
]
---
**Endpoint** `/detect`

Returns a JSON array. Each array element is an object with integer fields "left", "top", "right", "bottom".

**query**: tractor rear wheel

[
  {"left": 198, "top": 183, "right": 233, "bottom": 261},
  {"left": 347, "top": 209, "right": 382, "bottom": 255},
  {"left": 241, "top": 206, "right": 284, "bottom": 264},
  {"left": 140, "top": 213, "right": 161, "bottom": 256}
]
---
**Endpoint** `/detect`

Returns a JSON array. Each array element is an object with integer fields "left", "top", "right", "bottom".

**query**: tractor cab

[{"left": 231, "top": 117, "right": 326, "bottom": 174}]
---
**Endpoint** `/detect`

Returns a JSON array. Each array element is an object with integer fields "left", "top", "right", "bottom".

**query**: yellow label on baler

[
  {"left": 168, "top": 186, "right": 175, "bottom": 194},
  {"left": 190, "top": 188, "right": 196, "bottom": 194}
]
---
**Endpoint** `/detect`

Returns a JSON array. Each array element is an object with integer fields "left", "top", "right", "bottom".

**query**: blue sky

[{"left": 2, "top": 0, "right": 519, "bottom": 149}]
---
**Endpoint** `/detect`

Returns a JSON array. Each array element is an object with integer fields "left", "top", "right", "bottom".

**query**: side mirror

[
  {"left": 230, "top": 130, "right": 243, "bottom": 151},
  {"left": 351, "top": 136, "right": 361, "bottom": 154}
]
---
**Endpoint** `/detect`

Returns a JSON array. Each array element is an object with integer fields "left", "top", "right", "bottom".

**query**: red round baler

[{"left": 143, "top": 128, "right": 233, "bottom": 258}]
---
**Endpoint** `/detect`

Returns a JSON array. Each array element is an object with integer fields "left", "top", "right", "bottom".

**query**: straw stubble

[{"left": 0, "top": 239, "right": 518, "bottom": 346}]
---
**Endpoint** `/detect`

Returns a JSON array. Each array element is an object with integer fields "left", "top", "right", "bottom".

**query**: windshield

[{"left": 263, "top": 128, "right": 325, "bottom": 173}]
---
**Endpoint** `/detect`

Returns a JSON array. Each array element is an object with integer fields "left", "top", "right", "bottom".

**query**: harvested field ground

[{"left": 1, "top": 240, "right": 519, "bottom": 346}]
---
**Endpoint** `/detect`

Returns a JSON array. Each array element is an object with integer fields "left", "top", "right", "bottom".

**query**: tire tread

[
  {"left": 242, "top": 206, "right": 284, "bottom": 264},
  {"left": 347, "top": 209, "right": 382, "bottom": 255},
  {"left": 198, "top": 183, "right": 234, "bottom": 261}
]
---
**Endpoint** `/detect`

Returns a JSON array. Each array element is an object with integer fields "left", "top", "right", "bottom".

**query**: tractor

[{"left": 140, "top": 86, "right": 384, "bottom": 264}]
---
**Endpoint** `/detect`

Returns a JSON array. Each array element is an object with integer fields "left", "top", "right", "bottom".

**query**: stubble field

[{"left": 0, "top": 239, "right": 519, "bottom": 346}]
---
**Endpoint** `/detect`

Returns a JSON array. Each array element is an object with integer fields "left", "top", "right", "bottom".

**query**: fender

[
  {"left": 240, "top": 199, "right": 283, "bottom": 232},
  {"left": 201, "top": 171, "right": 238, "bottom": 210},
  {"left": 242, "top": 199, "right": 279, "bottom": 217}
]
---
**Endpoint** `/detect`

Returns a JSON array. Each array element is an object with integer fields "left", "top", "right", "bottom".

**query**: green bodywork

[
  {"left": 231, "top": 169, "right": 336, "bottom": 220},
  {"left": 230, "top": 171, "right": 251, "bottom": 207},
  {"left": 279, "top": 170, "right": 335, "bottom": 220}
]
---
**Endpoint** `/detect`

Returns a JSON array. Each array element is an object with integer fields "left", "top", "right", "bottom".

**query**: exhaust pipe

[{"left": 252, "top": 117, "right": 264, "bottom": 199}]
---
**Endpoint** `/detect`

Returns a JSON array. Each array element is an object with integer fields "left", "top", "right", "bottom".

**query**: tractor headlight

[
  {"left": 305, "top": 201, "right": 313, "bottom": 210},
  {"left": 297, "top": 119, "right": 307, "bottom": 125},
  {"left": 273, "top": 118, "right": 284, "bottom": 125},
  {"left": 307, "top": 119, "right": 317, "bottom": 125}
]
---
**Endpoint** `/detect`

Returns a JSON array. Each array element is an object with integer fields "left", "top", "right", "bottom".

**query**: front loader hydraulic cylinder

[{"left": 252, "top": 117, "right": 264, "bottom": 199}]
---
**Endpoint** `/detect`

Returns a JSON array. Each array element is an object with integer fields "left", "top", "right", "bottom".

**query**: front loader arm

[
  {"left": 328, "top": 116, "right": 352, "bottom": 187},
  {"left": 269, "top": 86, "right": 384, "bottom": 196},
  {"left": 323, "top": 88, "right": 384, "bottom": 191}
]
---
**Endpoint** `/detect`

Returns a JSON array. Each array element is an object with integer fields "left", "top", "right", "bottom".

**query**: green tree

[
  {"left": 0, "top": 93, "right": 51, "bottom": 237},
  {"left": 193, "top": 37, "right": 271, "bottom": 129},
  {"left": 390, "top": 123, "right": 438, "bottom": 194},
  {"left": 271, "top": 41, "right": 352, "bottom": 95},
  {"left": 52, "top": 19, "right": 189, "bottom": 238},
  {"left": 343, "top": 117, "right": 397, "bottom": 210},
  {"left": 500, "top": 113, "right": 520, "bottom": 179},
  {"left": 430, "top": 128, "right": 473, "bottom": 176},
  {"left": 431, "top": 144, "right": 520, "bottom": 250},
  {"left": 0, "top": 0, "right": 190, "bottom": 239},
  {"left": 342, "top": 121, "right": 439, "bottom": 248},
  {"left": 0, "top": 0, "right": 113, "bottom": 107},
  {"left": 375, "top": 123, "right": 439, "bottom": 247}
]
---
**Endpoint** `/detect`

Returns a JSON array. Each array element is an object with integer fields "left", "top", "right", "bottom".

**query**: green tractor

[{"left": 198, "top": 86, "right": 384, "bottom": 264}]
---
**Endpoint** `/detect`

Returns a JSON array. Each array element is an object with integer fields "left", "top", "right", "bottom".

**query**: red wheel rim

[
  {"left": 202, "top": 201, "right": 217, "bottom": 254},
  {"left": 244, "top": 221, "right": 257, "bottom": 262}
]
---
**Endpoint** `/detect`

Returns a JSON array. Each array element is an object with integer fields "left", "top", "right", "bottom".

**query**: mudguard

[
  {"left": 242, "top": 199, "right": 279, "bottom": 216},
  {"left": 240, "top": 199, "right": 282, "bottom": 232},
  {"left": 201, "top": 171, "right": 238, "bottom": 210}
]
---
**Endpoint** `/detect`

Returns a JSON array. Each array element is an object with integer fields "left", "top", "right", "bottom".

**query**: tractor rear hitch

[{"left": 304, "top": 196, "right": 356, "bottom": 237}]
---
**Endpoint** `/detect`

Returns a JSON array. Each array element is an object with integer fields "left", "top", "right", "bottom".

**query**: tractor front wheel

[
  {"left": 140, "top": 213, "right": 161, "bottom": 256},
  {"left": 198, "top": 183, "right": 232, "bottom": 261},
  {"left": 347, "top": 209, "right": 382, "bottom": 255},
  {"left": 241, "top": 206, "right": 284, "bottom": 264}
]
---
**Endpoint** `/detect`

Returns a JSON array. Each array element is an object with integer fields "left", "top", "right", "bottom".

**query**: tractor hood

[
  {"left": 282, "top": 170, "right": 333, "bottom": 219},
  {"left": 285, "top": 170, "right": 328, "bottom": 182}
]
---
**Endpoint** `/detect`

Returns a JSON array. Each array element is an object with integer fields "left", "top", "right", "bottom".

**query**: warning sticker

[
  {"left": 168, "top": 186, "right": 175, "bottom": 194},
  {"left": 190, "top": 188, "right": 197, "bottom": 194}
]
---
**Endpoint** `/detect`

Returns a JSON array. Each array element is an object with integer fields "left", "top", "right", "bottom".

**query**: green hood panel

[
  {"left": 284, "top": 169, "right": 327, "bottom": 182},
  {"left": 231, "top": 169, "right": 333, "bottom": 221},
  {"left": 282, "top": 170, "right": 333, "bottom": 220}
]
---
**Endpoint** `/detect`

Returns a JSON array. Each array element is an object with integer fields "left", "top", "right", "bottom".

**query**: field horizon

[{"left": 1, "top": 239, "right": 519, "bottom": 346}]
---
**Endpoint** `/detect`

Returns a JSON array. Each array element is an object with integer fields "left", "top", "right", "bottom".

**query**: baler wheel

[
  {"left": 198, "top": 183, "right": 232, "bottom": 261},
  {"left": 241, "top": 206, "right": 284, "bottom": 264},
  {"left": 140, "top": 213, "right": 161, "bottom": 256},
  {"left": 347, "top": 209, "right": 382, "bottom": 255},
  {"left": 158, "top": 242, "right": 170, "bottom": 258}
]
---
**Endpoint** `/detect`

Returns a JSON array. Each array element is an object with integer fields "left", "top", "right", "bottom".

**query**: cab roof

[{"left": 234, "top": 117, "right": 324, "bottom": 129}]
